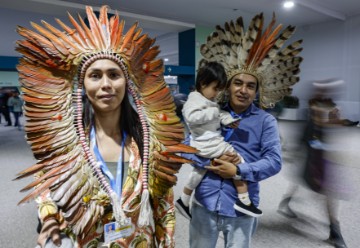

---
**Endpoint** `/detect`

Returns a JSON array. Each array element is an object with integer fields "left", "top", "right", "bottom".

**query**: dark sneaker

[
  {"left": 234, "top": 199, "right": 263, "bottom": 217},
  {"left": 327, "top": 224, "right": 348, "bottom": 248},
  {"left": 342, "top": 119, "right": 359, "bottom": 126},
  {"left": 175, "top": 198, "right": 192, "bottom": 220}
]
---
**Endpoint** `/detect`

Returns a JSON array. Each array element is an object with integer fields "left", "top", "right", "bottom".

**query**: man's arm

[{"left": 206, "top": 115, "right": 281, "bottom": 182}]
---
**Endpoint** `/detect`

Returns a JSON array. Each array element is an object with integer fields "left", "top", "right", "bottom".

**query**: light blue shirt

[{"left": 182, "top": 103, "right": 282, "bottom": 217}]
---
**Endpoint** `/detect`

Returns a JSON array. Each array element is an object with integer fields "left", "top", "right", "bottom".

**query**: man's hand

[
  {"left": 37, "top": 217, "right": 61, "bottom": 248},
  {"left": 205, "top": 158, "right": 237, "bottom": 179}
]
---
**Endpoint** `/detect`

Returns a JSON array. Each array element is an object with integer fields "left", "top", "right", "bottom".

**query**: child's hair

[{"left": 195, "top": 61, "right": 227, "bottom": 92}]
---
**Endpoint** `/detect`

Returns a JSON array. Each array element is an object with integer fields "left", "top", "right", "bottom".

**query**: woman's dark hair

[
  {"left": 83, "top": 90, "right": 144, "bottom": 159},
  {"left": 195, "top": 61, "right": 227, "bottom": 92}
]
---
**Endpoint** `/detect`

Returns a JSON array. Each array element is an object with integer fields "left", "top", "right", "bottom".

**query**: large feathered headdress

[
  {"left": 200, "top": 13, "right": 303, "bottom": 108},
  {"left": 15, "top": 5, "right": 196, "bottom": 236}
]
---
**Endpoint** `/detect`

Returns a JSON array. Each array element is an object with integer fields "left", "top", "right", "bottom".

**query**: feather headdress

[
  {"left": 15, "top": 5, "right": 197, "bottom": 237},
  {"left": 200, "top": 13, "right": 303, "bottom": 108}
]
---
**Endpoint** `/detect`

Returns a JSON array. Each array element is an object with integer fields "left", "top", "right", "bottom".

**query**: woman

[{"left": 15, "top": 5, "right": 196, "bottom": 248}]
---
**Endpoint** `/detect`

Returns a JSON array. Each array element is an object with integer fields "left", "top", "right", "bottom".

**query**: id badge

[{"left": 104, "top": 218, "right": 133, "bottom": 244}]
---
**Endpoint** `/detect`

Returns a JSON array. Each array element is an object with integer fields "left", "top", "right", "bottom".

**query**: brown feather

[
  {"left": 164, "top": 143, "right": 199, "bottom": 153},
  {"left": 77, "top": 13, "right": 96, "bottom": 49},
  {"left": 56, "top": 17, "right": 87, "bottom": 49},
  {"left": 31, "top": 21, "right": 68, "bottom": 57},
  {"left": 86, "top": 6, "right": 106, "bottom": 50},
  {"left": 18, "top": 176, "right": 59, "bottom": 205}
]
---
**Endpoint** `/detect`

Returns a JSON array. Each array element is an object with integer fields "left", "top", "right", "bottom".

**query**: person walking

[{"left": 278, "top": 79, "right": 350, "bottom": 248}]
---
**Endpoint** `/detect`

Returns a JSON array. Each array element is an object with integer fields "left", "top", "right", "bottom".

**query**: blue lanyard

[{"left": 90, "top": 126, "right": 127, "bottom": 196}]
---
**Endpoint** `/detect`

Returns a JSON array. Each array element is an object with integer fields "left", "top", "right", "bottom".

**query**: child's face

[{"left": 200, "top": 80, "right": 221, "bottom": 101}]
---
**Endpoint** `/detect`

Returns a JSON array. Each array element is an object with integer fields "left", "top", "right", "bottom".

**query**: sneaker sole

[
  {"left": 326, "top": 238, "right": 347, "bottom": 248},
  {"left": 175, "top": 202, "right": 191, "bottom": 220},
  {"left": 234, "top": 204, "right": 263, "bottom": 217}
]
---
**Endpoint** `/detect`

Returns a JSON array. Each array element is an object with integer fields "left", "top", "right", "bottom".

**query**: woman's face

[{"left": 84, "top": 59, "right": 127, "bottom": 114}]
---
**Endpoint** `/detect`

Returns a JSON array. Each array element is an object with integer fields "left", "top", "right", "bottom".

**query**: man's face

[{"left": 228, "top": 73, "right": 258, "bottom": 114}]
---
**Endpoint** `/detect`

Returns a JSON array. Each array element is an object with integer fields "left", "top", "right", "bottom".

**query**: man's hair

[{"left": 195, "top": 61, "right": 227, "bottom": 92}]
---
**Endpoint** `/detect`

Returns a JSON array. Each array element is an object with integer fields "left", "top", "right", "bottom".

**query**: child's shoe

[
  {"left": 234, "top": 199, "right": 263, "bottom": 217},
  {"left": 175, "top": 198, "right": 192, "bottom": 220}
]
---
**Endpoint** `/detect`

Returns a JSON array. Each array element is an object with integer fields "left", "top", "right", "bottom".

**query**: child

[{"left": 175, "top": 61, "right": 262, "bottom": 219}]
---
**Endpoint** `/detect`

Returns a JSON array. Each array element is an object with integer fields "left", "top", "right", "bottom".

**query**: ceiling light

[
  {"left": 164, "top": 58, "right": 169, "bottom": 62},
  {"left": 283, "top": 1, "right": 295, "bottom": 9}
]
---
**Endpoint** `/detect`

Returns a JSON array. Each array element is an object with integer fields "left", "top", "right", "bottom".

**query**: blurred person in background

[
  {"left": 278, "top": 79, "right": 352, "bottom": 248},
  {"left": 7, "top": 90, "right": 23, "bottom": 130},
  {"left": 0, "top": 89, "right": 12, "bottom": 126}
]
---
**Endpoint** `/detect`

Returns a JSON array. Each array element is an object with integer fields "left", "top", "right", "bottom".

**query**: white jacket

[{"left": 182, "top": 91, "right": 237, "bottom": 158}]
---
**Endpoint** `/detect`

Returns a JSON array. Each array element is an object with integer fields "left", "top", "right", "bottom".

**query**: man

[{"left": 180, "top": 13, "right": 303, "bottom": 248}]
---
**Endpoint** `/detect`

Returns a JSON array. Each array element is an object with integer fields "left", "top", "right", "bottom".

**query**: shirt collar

[{"left": 222, "top": 103, "right": 260, "bottom": 118}]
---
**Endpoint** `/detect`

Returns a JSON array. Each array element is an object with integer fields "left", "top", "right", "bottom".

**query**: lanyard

[{"left": 90, "top": 126, "right": 127, "bottom": 196}]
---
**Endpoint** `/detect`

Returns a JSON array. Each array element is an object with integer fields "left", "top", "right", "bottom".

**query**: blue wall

[
  {"left": 0, "top": 56, "right": 19, "bottom": 71},
  {"left": 178, "top": 29, "right": 195, "bottom": 94}
]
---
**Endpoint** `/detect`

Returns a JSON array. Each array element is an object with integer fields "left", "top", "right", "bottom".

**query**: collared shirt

[{"left": 182, "top": 103, "right": 282, "bottom": 217}]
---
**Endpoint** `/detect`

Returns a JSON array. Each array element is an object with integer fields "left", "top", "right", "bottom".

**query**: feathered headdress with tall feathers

[
  {"left": 15, "top": 5, "right": 197, "bottom": 237},
  {"left": 200, "top": 13, "right": 303, "bottom": 108}
]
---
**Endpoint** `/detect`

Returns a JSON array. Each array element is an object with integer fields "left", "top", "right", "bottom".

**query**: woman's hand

[
  {"left": 205, "top": 158, "right": 237, "bottom": 179},
  {"left": 37, "top": 217, "right": 61, "bottom": 248}
]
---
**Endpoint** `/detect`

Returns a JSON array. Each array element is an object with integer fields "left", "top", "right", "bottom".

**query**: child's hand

[{"left": 226, "top": 120, "right": 240, "bottom": 129}]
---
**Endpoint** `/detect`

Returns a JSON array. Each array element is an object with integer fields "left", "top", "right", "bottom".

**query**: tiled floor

[{"left": 1, "top": 119, "right": 359, "bottom": 247}]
